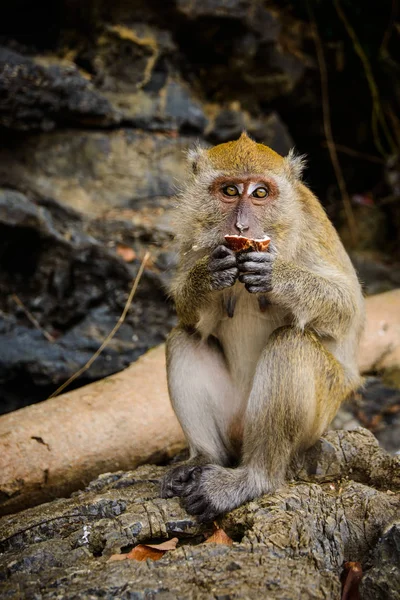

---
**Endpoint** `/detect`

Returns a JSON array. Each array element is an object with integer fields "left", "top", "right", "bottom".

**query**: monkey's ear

[
  {"left": 284, "top": 149, "right": 307, "bottom": 181},
  {"left": 187, "top": 144, "right": 207, "bottom": 175}
]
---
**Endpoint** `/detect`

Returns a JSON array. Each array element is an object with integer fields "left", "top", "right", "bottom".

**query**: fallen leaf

[
  {"left": 205, "top": 526, "right": 233, "bottom": 546},
  {"left": 108, "top": 537, "right": 178, "bottom": 562},
  {"left": 116, "top": 244, "right": 136, "bottom": 262},
  {"left": 145, "top": 538, "right": 179, "bottom": 551},
  {"left": 341, "top": 561, "right": 362, "bottom": 600}
]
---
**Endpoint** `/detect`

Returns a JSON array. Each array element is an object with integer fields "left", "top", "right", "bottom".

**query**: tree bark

[{"left": 0, "top": 429, "right": 399, "bottom": 599}]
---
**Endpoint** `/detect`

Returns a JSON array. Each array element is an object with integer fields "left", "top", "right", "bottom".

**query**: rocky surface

[
  {"left": 0, "top": 0, "right": 399, "bottom": 417},
  {"left": 0, "top": 187, "right": 177, "bottom": 412},
  {"left": 332, "top": 376, "right": 400, "bottom": 455},
  {"left": 0, "top": 429, "right": 399, "bottom": 599}
]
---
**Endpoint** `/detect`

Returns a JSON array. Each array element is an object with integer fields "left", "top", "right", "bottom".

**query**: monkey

[{"left": 160, "top": 132, "right": 364, "bottom": 522}]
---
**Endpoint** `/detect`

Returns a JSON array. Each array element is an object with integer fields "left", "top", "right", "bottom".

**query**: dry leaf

[
  {"left": 116, "top": 244, "right": 136, "bottom": 262},
  {"left": 205, "top": 526, "right": 233, "bottom": 546},
  {"left": 341, "top": 561, "right": 362, "bottom": 600},
  {"left": 145, "top": 538, "right": 179, "bottom": 551},
  {"left": 108, "top": 537, "right": 178, "bottom": 562}
]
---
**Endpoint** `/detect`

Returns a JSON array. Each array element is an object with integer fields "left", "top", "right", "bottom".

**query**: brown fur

[
  {"left": 161, "top": 132, "right": 364, "bottom": 522},
  {"left": 207, "top": 132, "right": 284, "bottom": 174}
]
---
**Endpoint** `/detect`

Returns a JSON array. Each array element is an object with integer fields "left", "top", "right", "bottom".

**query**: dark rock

[
  {"left": 175, "top": 2, "right": 304, "bottom": 105},
  {"left": 77, "top": 23, "right": 175, "bottom": 94},
  {"left": 106, "top": 77, "right": 208, "bottom": 133},
  {"left": 207, "top": 108, "right": 294, "bottom": 155},
  {"left": 349, "top": 377, "right": 400, "bottom": 455},
  {"left": 163, "top": 79, "right": 207, "bottom": 132},
  {"left": 361, "top": 523, "right": 400, "bottom": 600},
  {"left": 350, "top": 251, "right": 400, "bottom": 296},
  {"left": 0, "top": 47, "right": 118, "bottom": 131},
  {"left": 332, "top": 376, "right": 400, "bottom": 455},
  {"left": 0, "top": 130, "right": 197, "bottom": 214},
  {"left": 176, "top": 0, "right": 254, "bottom": 19},
  {"left": 0, "top": 189, "right": 176, "bottom": 413},
  {"left": 176, "top": 0, "right": 281, "bottom": 44}
]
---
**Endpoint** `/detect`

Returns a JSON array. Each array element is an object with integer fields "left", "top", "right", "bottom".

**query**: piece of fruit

[{"left": 224, "top": 234, "right": 271, "bottom": 252}]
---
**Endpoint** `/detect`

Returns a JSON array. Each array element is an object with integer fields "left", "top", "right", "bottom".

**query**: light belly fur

[{"left": 214, "top": 285, "right": 289, "bottom": 401}]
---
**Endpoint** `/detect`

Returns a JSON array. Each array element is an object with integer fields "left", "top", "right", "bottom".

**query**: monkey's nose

[{"left": 236, "top": 222, "right": 249, "bottom": 234}]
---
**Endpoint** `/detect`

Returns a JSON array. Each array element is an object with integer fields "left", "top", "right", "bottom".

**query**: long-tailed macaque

[{"left": 160, "top": 132, "right": 364, "bottom": 522}]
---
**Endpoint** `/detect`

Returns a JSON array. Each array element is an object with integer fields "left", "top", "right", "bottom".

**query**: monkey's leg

[
  {"left": 182, "top": 326, "right": 350, "bottom": 521},
  {"left": 160, "top": 327, "right": 239, "bottom": 499}
]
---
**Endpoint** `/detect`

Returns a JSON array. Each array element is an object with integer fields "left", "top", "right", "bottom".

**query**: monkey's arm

[
  {"left": 270, "top": 259, "right": 358, "bottom": 338},
  {"left": 173, "top": 246, "right": 238, "bottom": 327},
  {"left": 238, "top": 251, "right": 358, "bottom": 339},
  {"left": 173, "top": 256, "right": 210, "bottom": 327}
]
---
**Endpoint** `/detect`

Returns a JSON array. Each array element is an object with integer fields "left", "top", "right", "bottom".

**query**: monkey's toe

[
  {"left": 160, "top": 465, "right": 201, "bottom": 498},
  {"left": 183, "top": 489, "right": 220, "bottom": 522},
  {"left": 181, "top": 467, "right": 223, "bottom": 522}
]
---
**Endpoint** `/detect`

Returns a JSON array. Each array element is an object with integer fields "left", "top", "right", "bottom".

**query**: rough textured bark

[{"left": 0, "top": 429, "right": 399, "bottom": 599}]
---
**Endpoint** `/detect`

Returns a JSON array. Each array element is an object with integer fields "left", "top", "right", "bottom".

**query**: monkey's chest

[{"left": 214, "top": 288, "right": 288, "bottom": 392}]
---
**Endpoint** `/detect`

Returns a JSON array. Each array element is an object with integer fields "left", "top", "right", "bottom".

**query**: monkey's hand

[
  {"left": 237, "top": 244, "right": 277, "bottom": 294},
  {"left": 209, "top": 245, "right": 239, "bottom": 291}
]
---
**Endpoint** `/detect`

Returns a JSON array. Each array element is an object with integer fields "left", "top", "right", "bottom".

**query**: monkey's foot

[
  {"left": 181, "top": 465, "right": 263, "bottom": 523},
  {"left": 160, "top": 465, "right": 202, "bottom": 499}
]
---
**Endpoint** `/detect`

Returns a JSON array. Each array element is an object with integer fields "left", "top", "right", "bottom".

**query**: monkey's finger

[
  {"left": 184, "top": 495, "right": 207, "bottom": 511},
  {"left": 184, "top": 494, "right": 208, "bottom": 515},
  {"left": 197, "top": 508, "right": 220, "bottom": 523},
  {"left": 211, "top": 268, "right": 239, "bottom": 290},
  {"left": 245, "top": 283, "right": 272, "bottom": 294},
  {"left": 209, "top": 255, "right": 237, "bottom": 272},
  {"left": 237, "top": 251, "right": 274, "bottom": 264},
  {"left": 176, "top": 466, "right": 202, "bottom": 483},
  {"left": 238, "top": 261, "right": 271, "bottom": 273},
  {"left": 239, "top": 273, "right": 270, "bottom": 285},
  {"left": 212, "top": 245, "right": 234, "bottom": 259}
]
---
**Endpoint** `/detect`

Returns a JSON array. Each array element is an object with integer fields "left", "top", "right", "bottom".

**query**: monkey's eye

[
  {"left": 222, "top": 185, "right": 239, "bottom": 197},
  {"left": 252, "top": 187, "right": 269, "bottom": 199}
]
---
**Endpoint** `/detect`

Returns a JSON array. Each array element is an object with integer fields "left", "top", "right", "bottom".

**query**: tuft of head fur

[
  {"left": 206, "top": 132, "right": 283, "bottom": 175},
  {"left": 284, "top": 149, "right": 307, "bottom": 182},
  {"left": 187, "top": 132, "right": 306, "bottom": 182}
]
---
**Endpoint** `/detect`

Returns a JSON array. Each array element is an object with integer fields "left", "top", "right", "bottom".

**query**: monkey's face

[
  {"left": 209, "top": 175, "right": 278, "bottom": 239},
  {"left": 176, "top": 132, "right": 305, "bottom": 252}
]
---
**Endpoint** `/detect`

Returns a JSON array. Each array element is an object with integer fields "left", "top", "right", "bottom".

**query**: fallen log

[
  {"left": 0, "top": 290, "right": 399, "bottom": 517},
  {"left": 359, "top": 289, "right": 400, "bottom": 372},
  {"left": 0, "top": 345, "right": 185, "bottom": 516}
]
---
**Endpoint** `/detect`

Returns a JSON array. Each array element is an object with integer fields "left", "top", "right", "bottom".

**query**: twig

[
  {"left": 334, "top": 0, "right": 398, "bottom": 156},
  {"left": 308, "top": 2, "right": 358, "bottom": 247},
  {"left": 47, "top": 251, "right": 150, "bottom": 400},
  {"left": 380, "top": 0, "right": 398, "bottom": 56},
  {"left": 12, "top": 294, "right": 56, "bottom": 343},
  {"left": 321, "top": 142, "right": 385, "bottom": 164}
]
